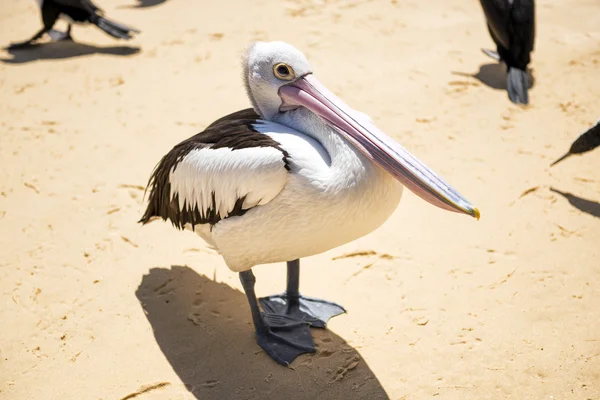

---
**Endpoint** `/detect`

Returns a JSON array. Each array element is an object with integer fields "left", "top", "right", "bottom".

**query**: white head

[
  {"left": 243, "top": 41, "right": 313, "bottom": 120},
  {"left": 240, "top": 41, "right": 479, "bottom": 220}
]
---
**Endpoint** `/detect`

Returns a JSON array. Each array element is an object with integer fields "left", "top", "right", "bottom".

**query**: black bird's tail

[
  {"left": 93, "top": 16, "right": 140, "bottom": 40},
  {"left": 507, "top": 67, "right": 529, "bottom": 105}
]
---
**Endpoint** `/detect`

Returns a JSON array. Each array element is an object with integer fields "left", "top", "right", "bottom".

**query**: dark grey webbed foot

[
  {"left": 48, "top": 28, "right": 73, "bottom": 42},
  {"left": 257, "top": 312, "right": 315, "bottom": 366},
  {"left": 259, "top": 259, "right": 346, "bottom": 329},
  {"left": 239, "top": 268, "right": 315, "bottom": 366},
  {"left": 260, "top": 293, "right": 346, "bottom": 329}
]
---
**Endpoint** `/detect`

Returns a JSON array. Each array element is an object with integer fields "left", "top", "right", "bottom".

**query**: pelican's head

[
  {"left": 243, "top": 41, "right": 480, "bottom": 220},
  {"left": 243, "top": 41, "right": 313, "bottom": 120}
]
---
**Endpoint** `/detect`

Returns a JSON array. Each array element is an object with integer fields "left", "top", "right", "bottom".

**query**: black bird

[
  {"left": 7, "top": 0, "right": 140, "bottom": 49},
  {"left": 479, "top": 0, "right": 535, "bottom": 105},
  {"left": 551, "top": 119, "right": 600, "bottom": 167}
]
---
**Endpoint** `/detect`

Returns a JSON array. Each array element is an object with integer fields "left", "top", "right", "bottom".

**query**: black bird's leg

[
  {"left": 259, "top": 259, "right": 346, "bottom": 329},
  {"left": 49, "top": 24, "right": 73, "bottom": 42},
  {"left": 239, "top": 269, "right": 315, "bottom": 366},
  {"left": 7, "top": 28, "right": 48, "bottom": 49}
]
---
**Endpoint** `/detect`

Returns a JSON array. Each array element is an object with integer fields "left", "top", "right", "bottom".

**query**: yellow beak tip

[{"left": 472, "top": 208, "right": 481, "bottom": 220}]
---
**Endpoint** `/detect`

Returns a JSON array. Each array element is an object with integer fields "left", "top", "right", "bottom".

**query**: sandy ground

[{"left": 0, "top": 0, "right": 599, "bottom": 399}]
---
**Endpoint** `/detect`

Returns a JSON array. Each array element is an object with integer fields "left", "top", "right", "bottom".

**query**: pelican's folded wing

[{"left": 140, "top": 109, "right": 290, "bottom": 229}]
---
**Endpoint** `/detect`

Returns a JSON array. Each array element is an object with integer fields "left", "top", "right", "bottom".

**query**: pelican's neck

[{"left": 273, "top": 108, "right": 374, "bottom": 179}]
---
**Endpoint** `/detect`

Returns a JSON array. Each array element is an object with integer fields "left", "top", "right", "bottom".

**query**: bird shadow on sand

[
  {"left": 452, "top": 62, "right": 535, "bottom": 90},
  {"left": 0, "top": 41, "right": 140, "bottom": 64},
  {"left": 135, "top": 265, "right": 390, "bottom": 400},
  {"left": 550, "top": 188, "right": 600, "bottom": 219}
]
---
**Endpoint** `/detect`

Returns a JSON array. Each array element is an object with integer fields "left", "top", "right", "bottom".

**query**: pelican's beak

[{"left": 279, "top": 74, "right": 480, "bottom": 219}]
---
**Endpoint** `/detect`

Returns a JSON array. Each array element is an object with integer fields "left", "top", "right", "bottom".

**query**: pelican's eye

[{"left": 273, "top": 63, "right": 295, "bottom": 81}]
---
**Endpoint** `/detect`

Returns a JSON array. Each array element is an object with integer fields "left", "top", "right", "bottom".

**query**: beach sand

[{"left": 0, "top": 0, "right": 599, "bottom": 398}]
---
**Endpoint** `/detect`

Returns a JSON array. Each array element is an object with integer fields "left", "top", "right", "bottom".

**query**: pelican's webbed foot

[
  {"left": 240, "top": 269, "right": 315, "bottom": 366},
  {"left": 260, "top": 293, "right": 345, "bottom": 329},
  {"left": 259, "top": 259, "right": 346, "bottom": 329},
  {"left": 258, "top": 313, "right": 315, "bottom": 366}
]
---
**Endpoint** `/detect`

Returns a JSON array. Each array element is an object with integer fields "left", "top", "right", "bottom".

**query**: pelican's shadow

[
  {"left": 550, "top": 188, "right": 600, "bottom": 218},
  {"left": 452, "top": 62, "right": 535, "bottom": 90},
  {"left": 135, "top": 266, "right": 389, "bottom": 399},
  {"left": 1, "top": 41, "right": 140, "bottom": 64}
]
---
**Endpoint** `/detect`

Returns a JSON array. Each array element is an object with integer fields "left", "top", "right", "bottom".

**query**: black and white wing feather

[{"left": 140, "top": 109, "right": 290, "bottom": 229}]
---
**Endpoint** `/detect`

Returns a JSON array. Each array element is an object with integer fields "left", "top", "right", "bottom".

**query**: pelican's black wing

[{"left": 139, "top": 108, "right": 291, "bottom": 229}]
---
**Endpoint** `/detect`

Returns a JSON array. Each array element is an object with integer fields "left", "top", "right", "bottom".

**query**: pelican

[
  {"left": 479, "top": 0, "right": 535, "bottom": 105},
  {"left": 140, "top": 41, "right": 480, "bottom": 366},
  {"left": 7, "top": 0, "right": 140, "bottom": 49}
]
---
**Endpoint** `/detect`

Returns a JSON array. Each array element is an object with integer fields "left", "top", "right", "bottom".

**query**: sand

[{"left": 0, "top": 0, "right": 599, "bottom": 399}]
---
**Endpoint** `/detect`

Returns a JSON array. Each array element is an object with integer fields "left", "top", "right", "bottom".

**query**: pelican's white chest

[{"left": 203, "top": 123, "right": 403, "bottom": 271}]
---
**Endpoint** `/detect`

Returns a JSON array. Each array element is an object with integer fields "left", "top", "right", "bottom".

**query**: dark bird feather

[
  {"left": 479, "top": 0, "right": 535, "bottom": 104},
  {"left": 7, "top": 0, "right": 139, "bottom": 49},
  {"left": 551, "top": 120, "right": 600, "bottom": 167},
  {"left": 139, "top": 108, "right": 291, "bottom": 230}
]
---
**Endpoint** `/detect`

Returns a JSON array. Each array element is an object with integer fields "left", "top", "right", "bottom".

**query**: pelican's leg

[
  {"left": 239, "top": 269, "right": 315, "bottom": 366},
  {"left": 259, "top": 259, "right": 346, "bottom": 329}
]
